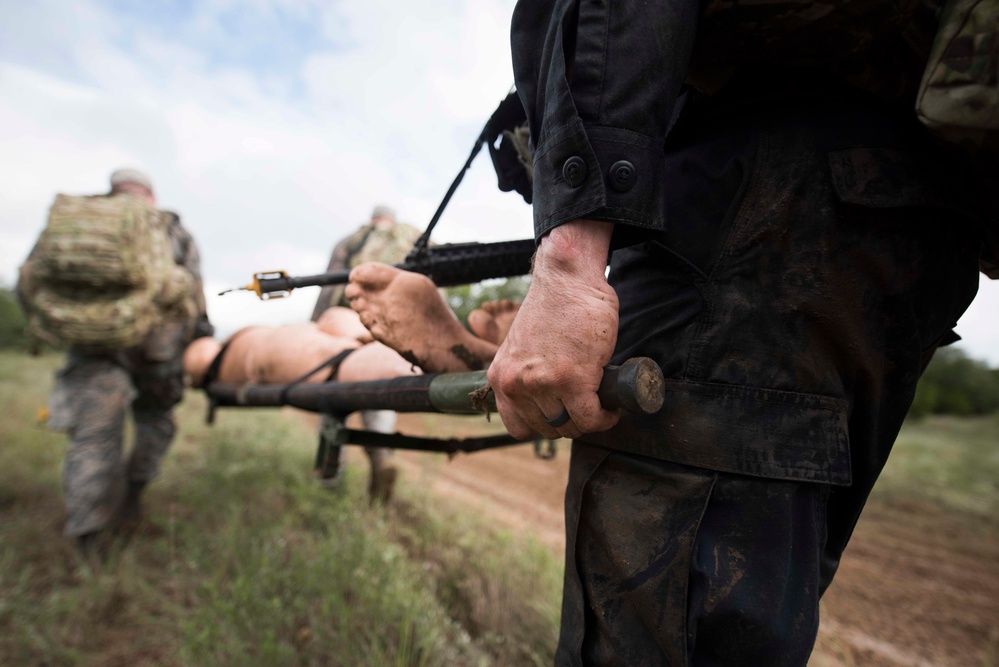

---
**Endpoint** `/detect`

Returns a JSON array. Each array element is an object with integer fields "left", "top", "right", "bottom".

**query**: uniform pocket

[{"left": 827, "top": 146, "right": 964, "bottom": 212}]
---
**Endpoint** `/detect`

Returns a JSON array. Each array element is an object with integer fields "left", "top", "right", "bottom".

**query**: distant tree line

[{"left": 909, "top": 347, "right": 999, "bottom": 418}]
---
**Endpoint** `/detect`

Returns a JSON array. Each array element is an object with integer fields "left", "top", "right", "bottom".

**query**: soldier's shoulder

[
  {"left": 161, "top": 209, "right": 182, "bottom": 224},
  {"left": 397, "top": 223, "right": 424, "bottom": 240}
]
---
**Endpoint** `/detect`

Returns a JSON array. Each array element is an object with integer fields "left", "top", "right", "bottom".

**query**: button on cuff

[
  {"left": 609, "top": 160, "right": 636, "bottom": 192},
  {"left": 562, "top": 156, "right": 588, "bottom": 188}
]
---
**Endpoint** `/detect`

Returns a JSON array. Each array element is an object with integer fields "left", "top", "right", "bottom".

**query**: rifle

[{"left": 223, "top": 238, "right": 537, "bottom": 299}]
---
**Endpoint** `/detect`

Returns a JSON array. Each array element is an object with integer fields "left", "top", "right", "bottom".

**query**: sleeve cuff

[{"left": 532, "top": 122, "right": 666, "bottom": 240}]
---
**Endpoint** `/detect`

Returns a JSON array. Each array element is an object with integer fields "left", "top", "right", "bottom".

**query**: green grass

[
  {"left": 0, "top": 351, "right": 561, "bottom": 666},
  {"left": 3, "top": 349, "right": 996, "bottom": 666},
  {"left": 876, "top": 413, "right": 999, "bottom": 519}
]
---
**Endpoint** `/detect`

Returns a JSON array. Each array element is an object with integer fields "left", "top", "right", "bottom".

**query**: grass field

[
  {"left": 0, "top": 352, "right": 561, "bottom": 666},
  {"left": 1, "top": 350, "right": 996, "bottom": 666}
]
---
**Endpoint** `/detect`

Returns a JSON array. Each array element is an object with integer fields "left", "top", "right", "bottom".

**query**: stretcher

[{"left": 202, "top": 357, "right": 665, "bottom": 482}]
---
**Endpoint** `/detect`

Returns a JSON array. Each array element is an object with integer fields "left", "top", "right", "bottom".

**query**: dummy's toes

[
  {"left": 348, "top": 262, "right": 396, "bottom": 290},
  {"left": 483, "top": 299, "right": 518, "bottom": 315},
  {"left": 467, "top": 309, "right": 499, "bottom": 342}
]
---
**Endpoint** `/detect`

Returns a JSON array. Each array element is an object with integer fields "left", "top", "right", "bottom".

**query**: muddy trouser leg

[
  {"left": 60, "top": 358, "right": 135, "bottom": 537},
  {"left": 127, "top": 363, "right": 184, "bottom": 484},
  {"left": 127, "top": 407, "right": 177, "bottom": 483},
  {"left": 361, "top": 409, "right": 396, "bottom": 469},
  {"left": 555, "top": 93, "right": 983, "bottom": 666},
  {"left": 558, "top": 445, "right": 830, "bottom": 667}
]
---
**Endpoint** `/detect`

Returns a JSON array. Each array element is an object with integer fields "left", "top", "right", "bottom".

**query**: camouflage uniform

[
  {"left": 311, "top": 217, "right": 422, "bottom": 489},
  {"left": 511, "top": 0, "right": 992, "bottom": 664},
  {"left": 48, "top": 210, "right": 213, "bottom": 537},
  {"left": 311, "top": 219, "right": 424, "bottom": 317}
]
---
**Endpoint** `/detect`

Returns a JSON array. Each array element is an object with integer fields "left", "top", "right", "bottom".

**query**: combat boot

[
  {"left": 368, "top": 462, "right": 398, "bottom": 505},
  {"left": 76, "top": 530, "right": 108, "bottom": 566},
  {"left": 119, "top": 480, "right": 147, "bottom": 532}
]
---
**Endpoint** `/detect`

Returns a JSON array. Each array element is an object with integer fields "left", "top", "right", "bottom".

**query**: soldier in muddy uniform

[
  {"left": 312, "top": 205, "right": 423, "bottom": 503},
  {"left": 487, "top": 1, "right": 995, "bottom": 664},
  {"left": 25, "top": 169, "right": 213, "bottom": 557}
]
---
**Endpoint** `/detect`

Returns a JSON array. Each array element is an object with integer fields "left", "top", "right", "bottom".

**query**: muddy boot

[{"left": 118, "top": 480, "right": 147, "bottom": 533}]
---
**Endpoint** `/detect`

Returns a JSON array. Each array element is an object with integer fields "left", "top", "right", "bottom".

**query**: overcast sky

[{"left": 1, "top": 0, "right": 996, "bottom": 365}]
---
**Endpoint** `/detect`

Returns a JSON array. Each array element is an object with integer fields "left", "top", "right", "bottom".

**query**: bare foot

[
  {"left": 345, "top": 263, "right": 498, "bottom": 372},
  {"left": 467, "top": 299, "right": 521, "bottom": 345}
]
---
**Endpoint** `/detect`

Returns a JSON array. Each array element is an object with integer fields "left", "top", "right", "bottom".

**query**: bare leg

[
  {"left": 467, "top": 299, "right": 521, "bottom": 345},
  {"left": 183, "top": 337, "right": 222, "bottom": 387},
  {"left": 345, "top": 263, "right": 498, "bottom": 372},
  {"left": 183, "top": 327, "right": 420, "bottom": 387},
  {"left": 183, "top": 326, "right": 419, "bottom": 507},
  {"left": 316, "top": 306, "right": 373, "bottom": 344}
]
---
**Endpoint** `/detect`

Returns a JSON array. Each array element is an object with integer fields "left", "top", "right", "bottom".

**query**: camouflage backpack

[
  {"left": 915, "top": 0, "right": 999, "bottom": 152},
  {"left": 346, "top": 222, "right": 424, "bottom": 269},
  {"left": 18, "top": 193, "right": 193, "bottom": 350}
]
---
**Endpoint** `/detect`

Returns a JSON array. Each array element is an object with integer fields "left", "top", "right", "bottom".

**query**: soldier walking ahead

[
  {"left": 18, "top": 168, "right": 213, "bottom": 558},
  {"left": 312, "top": 205, "right": 422, "bottom": 503}
]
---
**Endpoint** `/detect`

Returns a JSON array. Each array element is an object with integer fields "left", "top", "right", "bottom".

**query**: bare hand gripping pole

[{"left": 206, "top": 357, "right": 664, "bottom": 418}]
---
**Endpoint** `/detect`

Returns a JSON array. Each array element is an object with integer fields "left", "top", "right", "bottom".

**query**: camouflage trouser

[
  {"left": 560, "top": 89, "right": 983, "bottom": 665},
  {"left": 51, "top": 351, "right": 183, "bottom": 537}
]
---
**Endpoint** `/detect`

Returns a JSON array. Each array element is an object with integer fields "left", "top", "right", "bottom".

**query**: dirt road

[{"left": 379, "top": 413, "right": 999, "bottom": 667}]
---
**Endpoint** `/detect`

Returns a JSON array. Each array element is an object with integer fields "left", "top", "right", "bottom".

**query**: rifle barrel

[{"left": 251, "top": 239, "right": 537, "bottom": 298}]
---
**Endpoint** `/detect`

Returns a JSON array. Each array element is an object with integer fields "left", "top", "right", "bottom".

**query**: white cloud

[{"left": 0, "top": 0, "right": 532, "bottom": 338}]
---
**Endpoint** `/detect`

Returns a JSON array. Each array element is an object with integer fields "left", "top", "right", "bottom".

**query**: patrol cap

[
  {"left": 110, "top": 167, "right": 154, "bottom": 193},
  {"left": 371, "top": 204, "right": 397, "bottom": 222}
]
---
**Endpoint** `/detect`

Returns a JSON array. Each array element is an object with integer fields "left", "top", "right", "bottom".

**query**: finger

[
  {"left": 564, "top": 393, "right": 621, "bottom": 435},
  {"left": 531, "top": 405, "right": 565, "bottom": 441},
  {"left": 503, "top": 411, "right": 538, "bottom": 441},
  {"left": 539, "top": 404, "right": 584, "bottom": 441},
  {"left": 555, "top": 418, "right": 584, "bottom": 440}
]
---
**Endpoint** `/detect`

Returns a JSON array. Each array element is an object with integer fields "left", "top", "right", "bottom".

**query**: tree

[{"left": 910, "top": 348, "right": 999, "bottom": 417}]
